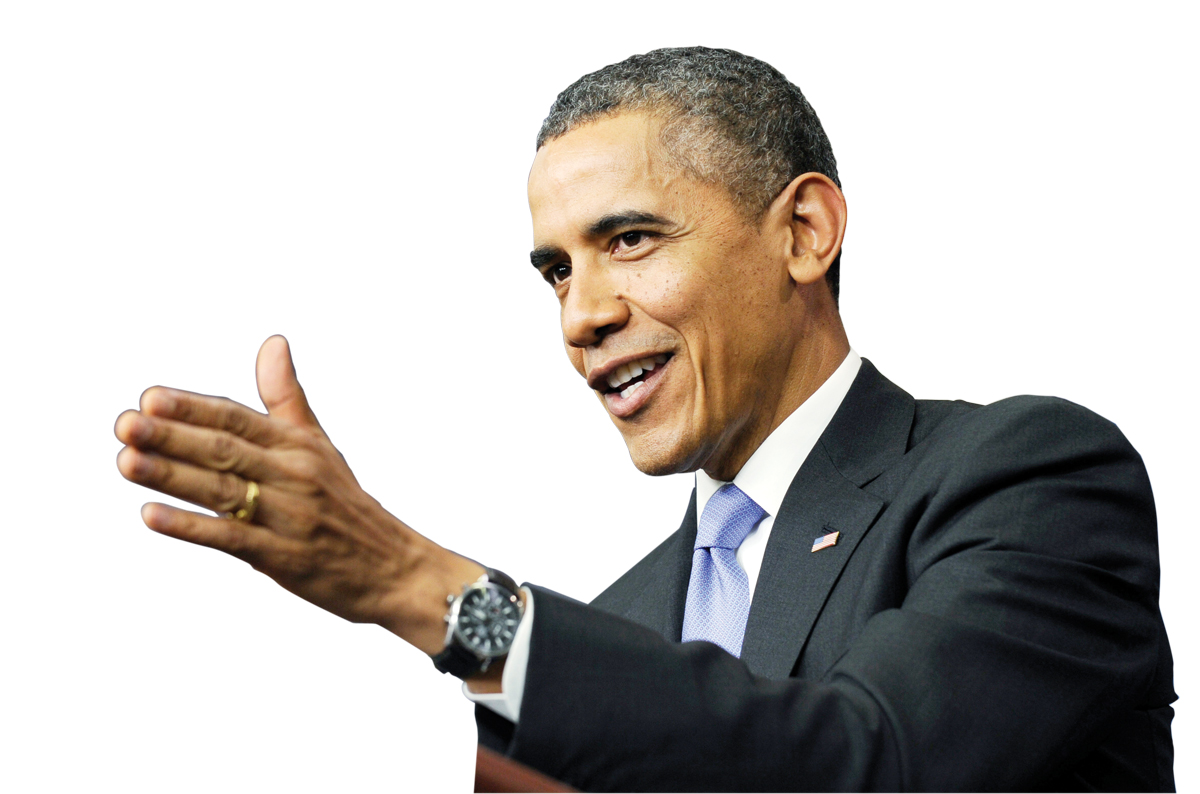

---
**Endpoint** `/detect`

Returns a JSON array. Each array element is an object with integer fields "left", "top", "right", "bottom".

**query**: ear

[{"left": 766, "top": 173, "right": 847, "bottom": 287}]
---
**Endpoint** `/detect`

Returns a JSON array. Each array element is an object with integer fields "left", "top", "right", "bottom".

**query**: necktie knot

[
  {"left": 682, "top": 483, "right": 765, "bottom": 657},
  {"left": 695, "top": 483, "right": 766, "bottom": 551}
]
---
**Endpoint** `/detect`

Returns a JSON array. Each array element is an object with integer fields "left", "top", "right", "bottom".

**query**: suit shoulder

[
  {"left": 896, "top": 394, "right": 1156, "bottom": 555},
  {"left": 889, "top": 395, "right": 1155, "bottom": 550},
  {"left": 914, "top": 394, "right": 1139, "bottom": 462},
  {"left": 908, "top": 398, "right": 978, "bottom": 448}
]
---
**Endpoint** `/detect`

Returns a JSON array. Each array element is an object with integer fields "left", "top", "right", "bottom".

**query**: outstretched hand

[{"left": 115, "top": 335, "right": 483, "bottom": 655}]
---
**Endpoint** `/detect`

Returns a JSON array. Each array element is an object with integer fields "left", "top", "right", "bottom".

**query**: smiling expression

[{"left": 527, "top": 111, "right": 820, "bottom": 478}]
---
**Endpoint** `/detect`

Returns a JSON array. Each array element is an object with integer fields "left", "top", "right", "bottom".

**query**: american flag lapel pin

[{"left": 811, "top": 530, "right": 840, "bottom": 553}]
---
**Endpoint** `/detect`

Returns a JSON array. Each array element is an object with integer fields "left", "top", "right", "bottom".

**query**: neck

[{"left": 701, "top": 311, "right": 850, "bottom": 482}]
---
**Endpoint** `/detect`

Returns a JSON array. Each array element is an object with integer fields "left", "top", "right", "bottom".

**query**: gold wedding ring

[{"left": 228, "top": 480, "right": 260, "bottom": 523}]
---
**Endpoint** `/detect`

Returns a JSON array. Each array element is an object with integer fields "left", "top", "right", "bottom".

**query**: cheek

[
  {"left": 565, "top": 345, "right": 585, "bottom": 378},
  {"left": 628, "top": 269, "right": 691, "bottom": 329}
]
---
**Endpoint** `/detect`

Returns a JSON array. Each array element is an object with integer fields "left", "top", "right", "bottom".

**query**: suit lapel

[
  {"left": 739, "top": 359, "right": 914, "bottom": 679},
  {"left": 608, "top": 360, "right": 915, "bottom": 668},
  {"left": 739, "top": 448, "right": 884, "bottom": 678},
  {"left": 617, "top": 490, "right": 698, "bottom": 642}
]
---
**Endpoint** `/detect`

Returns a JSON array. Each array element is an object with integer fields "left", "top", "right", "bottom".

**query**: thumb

[{"left": 256, "top": 335, "right": 320, "bottom": 427}]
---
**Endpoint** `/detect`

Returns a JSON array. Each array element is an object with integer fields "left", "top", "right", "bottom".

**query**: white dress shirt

[{"left": 466, "top": 350, "right": 864, "bottom": 723}]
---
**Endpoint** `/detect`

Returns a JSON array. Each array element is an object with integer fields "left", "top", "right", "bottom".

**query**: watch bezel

[{"left": 449, "top": 580, "right": 524, "bottom": 660}]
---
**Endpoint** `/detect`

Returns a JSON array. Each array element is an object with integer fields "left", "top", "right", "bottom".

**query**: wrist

[{"left": 380, "top": 533, "right": 485, "bottom": 655}]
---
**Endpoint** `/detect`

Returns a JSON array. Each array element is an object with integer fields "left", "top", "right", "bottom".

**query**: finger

[
  {"left": 139, "top": 386, "right": 284, "bottom": 446},
  {"left": 256, "top": 335, "right": 320, "bottom": 428},
  {"left": 141, "top": 502, "right": 277, "bottom": 562},
  {"left": 118, "top": 446, "right": 282, "bottom": 520},
  {"left": 115, "top": 410, "right": 274, "bottom": 482}
]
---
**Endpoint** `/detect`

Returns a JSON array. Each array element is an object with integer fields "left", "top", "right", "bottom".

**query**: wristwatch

[{"left": 431, "top": 567, "right": 524, "bottom": 679}]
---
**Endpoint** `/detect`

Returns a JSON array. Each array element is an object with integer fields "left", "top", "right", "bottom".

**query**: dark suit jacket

[{"left": 478, "top": 360, "right": 1175, "bottom": 791}]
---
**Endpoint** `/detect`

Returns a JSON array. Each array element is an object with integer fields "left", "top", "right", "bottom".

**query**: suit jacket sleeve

[{"left": 480, "top": 397, "right": 1171, "bottom": 792}]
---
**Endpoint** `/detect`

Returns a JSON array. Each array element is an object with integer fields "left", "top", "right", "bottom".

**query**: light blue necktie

[{"left": 681, "top": 483, "right": 766, "bottom": 658}]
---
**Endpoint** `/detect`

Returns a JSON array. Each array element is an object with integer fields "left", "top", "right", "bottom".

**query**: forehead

[{"left": 527, "top": 112, "right": 691, "bottom": 240}]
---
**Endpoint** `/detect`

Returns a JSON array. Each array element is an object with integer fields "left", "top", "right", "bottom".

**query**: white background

[{"left": 2, "top": 2, "right": 1196, "bottom": 790}]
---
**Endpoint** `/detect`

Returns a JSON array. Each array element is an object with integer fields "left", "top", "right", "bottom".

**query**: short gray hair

[{"left": 538, "top": 47, "right": 843, "bottom": 302}]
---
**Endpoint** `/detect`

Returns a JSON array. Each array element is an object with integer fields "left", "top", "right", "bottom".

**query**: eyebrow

[
  {"left": 530, "top": 246, "right": 562, "bottom": 270},
  {"left": 586, "top": 210, "right": 672, "bottom": 238},
  {"left": 529, "top": 210, "right": 673, "bottom": 269}
]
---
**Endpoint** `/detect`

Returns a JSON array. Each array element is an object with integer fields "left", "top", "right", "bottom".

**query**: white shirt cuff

[{"left": 461, "top": 586, "right": 533, "bottom": 724}]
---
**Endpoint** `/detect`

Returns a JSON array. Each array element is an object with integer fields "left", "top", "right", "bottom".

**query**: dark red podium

[{"left": 474, "top": 746, "right": 576, "bottom": 793}]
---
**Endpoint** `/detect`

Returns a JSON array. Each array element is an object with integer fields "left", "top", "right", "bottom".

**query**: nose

[{"left": 561, "top": 260, "right": 630, "bottom": 348}]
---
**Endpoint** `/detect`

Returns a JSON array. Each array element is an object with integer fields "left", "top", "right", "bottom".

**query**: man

[{"left": 114, "top": 48, "right": 1175, "bottom": 790}]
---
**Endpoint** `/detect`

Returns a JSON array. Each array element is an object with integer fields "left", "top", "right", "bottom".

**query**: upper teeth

[{"left": 608, "top": 354, "right": 669, "bottom": 391}]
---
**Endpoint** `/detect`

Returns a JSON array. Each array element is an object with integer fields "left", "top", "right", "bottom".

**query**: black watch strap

[
  {"left": 432, "top": 640, "right": 485, "bottom": 678},
  {"left": 431, "top": 567, "right": 521, "bottom": 679},
  {"left": 481, "top": 567, "right": 519, "bottom": 598}
]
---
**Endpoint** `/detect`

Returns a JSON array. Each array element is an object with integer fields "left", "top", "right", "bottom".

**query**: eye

[
  {"left": 543, "top": 263, "right": 571, "bottom": 286},
  {"left": 614, "top": 231, "right": 649, "bottom": 251}
]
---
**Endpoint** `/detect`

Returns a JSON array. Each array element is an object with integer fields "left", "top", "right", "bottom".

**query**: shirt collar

[{"left": 695, "top": 349, "right": 862, "bottom": 519}]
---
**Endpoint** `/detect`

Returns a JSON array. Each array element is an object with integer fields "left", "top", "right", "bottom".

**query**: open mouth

[{"left": 601, "top": 353, "right": 672, "bottom": 399}]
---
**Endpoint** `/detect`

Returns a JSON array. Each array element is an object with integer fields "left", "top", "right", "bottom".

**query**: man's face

[{"left": 527, "top": 112, "right": 803, "bottom": 477}]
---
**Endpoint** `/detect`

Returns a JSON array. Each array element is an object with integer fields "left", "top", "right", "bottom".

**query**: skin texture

[
  {"left": 528, "top": 111, "right": 850, "bottom": 480},
  {"left": 114, "top": 337, "right": 488, "bottom": 662},
  {"left": 113, "top": 110, "right": 850, "bottom": 693}
]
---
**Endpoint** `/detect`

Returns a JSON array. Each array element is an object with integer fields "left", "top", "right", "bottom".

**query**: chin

[
  {"left": 628, "top": 454, "right": 688, "bottom": 477},
  {"left": 622, "top": 428, "right": 705, "bottom": 477}
]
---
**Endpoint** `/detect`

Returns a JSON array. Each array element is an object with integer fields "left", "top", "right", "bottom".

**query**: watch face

[{"left": 454, "top": 584, "right": 522, "bottom": 657}]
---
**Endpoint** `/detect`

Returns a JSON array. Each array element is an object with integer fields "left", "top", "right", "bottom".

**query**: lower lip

[{"left": 603, "top": 358, "right": 671, "bottom": 419}]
